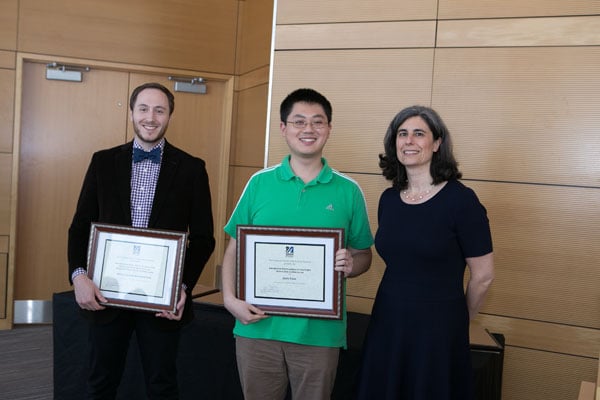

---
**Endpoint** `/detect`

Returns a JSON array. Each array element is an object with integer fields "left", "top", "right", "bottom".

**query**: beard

[{"left": 132, "top": 121, "right": 168, "bottom": 146}]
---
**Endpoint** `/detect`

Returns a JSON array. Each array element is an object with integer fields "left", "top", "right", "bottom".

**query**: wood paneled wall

[
  {"left": 18, "top": 0, "right": 238, "bottom": 74},
  {"left": 229, "top": 0, "right": 273, "bottom": 216},
  {"left": 0, "top": 0, "right": 19, "bottom": 330},
  {"left": 267, "top": 1, "right": 600, "bottom": 399}
]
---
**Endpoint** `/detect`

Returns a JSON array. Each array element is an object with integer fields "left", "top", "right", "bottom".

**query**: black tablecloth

[{"left": 53, "top": 291, "right": 503, "bottom": 400}]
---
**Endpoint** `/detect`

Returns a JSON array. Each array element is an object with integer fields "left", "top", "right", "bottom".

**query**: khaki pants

[{"left": 235, "top": 336, "right": 340, "bottom": 400}]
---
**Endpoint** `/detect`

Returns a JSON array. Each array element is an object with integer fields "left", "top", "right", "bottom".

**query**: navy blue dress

[{"left": 355, "top": 180, "right": 492, "bottom": 400}]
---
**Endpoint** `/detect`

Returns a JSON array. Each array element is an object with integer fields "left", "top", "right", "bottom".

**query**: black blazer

[{"left": 68, "top": 140, "right": 215, "bottom": 327}]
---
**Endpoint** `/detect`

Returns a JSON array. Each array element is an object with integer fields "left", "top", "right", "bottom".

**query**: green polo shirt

[{"left": 224, "top": 156, "right": 373, "bottom": 348}]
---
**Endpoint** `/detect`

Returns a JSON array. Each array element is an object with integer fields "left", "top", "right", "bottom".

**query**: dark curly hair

[{"left": 380, "top": 105, "right": 461, "bottom": 190}]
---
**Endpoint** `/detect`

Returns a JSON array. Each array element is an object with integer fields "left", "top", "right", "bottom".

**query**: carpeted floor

[{"left": 0, "top": 324, "right": 53, "bottom": 400}]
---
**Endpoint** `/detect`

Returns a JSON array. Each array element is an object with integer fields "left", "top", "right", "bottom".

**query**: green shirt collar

[{"left": 279, "top": 155, "right": 333, "bottom": 184}]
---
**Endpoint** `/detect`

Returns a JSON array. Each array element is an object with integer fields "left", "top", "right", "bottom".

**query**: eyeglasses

[{"left": 286, "top": 119, "right": 328, "bottom": 130}]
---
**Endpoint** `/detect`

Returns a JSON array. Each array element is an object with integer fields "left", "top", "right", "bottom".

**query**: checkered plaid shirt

[{"left": 130, "top": 140, "right": 164, "bottom": 228}]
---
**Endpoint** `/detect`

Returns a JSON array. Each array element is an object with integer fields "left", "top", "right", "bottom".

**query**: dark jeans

[{"left": 86, "top": 311, "right": 181, "bottom": 400}]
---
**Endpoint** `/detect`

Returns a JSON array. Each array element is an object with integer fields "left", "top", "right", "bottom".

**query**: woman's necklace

[{"left": 401, "top": 184, "right": 434, "bottom": 202}]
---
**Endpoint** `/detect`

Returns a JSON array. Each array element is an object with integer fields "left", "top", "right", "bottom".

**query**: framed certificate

[
  {"left": 237, "top": 225, "right": 344, "bottom": 319},
  {"left": 86, "top": 223, "right": 187, "bottom": 313}
]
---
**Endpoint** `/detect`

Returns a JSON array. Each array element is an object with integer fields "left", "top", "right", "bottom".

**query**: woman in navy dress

[{"left": 355, "top": 106, "right": 495, "bottom": 400}]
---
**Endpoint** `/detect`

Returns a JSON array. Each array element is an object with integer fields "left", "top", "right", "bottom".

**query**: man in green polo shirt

[{"left": 221, "top": 88, "right": 373, "bottom": 400}]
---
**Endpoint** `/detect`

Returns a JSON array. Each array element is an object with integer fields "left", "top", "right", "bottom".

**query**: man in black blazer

[{"left": 67, "top": 82, "right": 215, "bottom": 399}]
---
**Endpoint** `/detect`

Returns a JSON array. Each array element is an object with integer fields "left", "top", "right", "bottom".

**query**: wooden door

[
  {"left": 16, "top": 61, "right": 129, "bottom": 300},
  {"left": 15, "top": 61, "right": 230, "bottom": 301}
]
